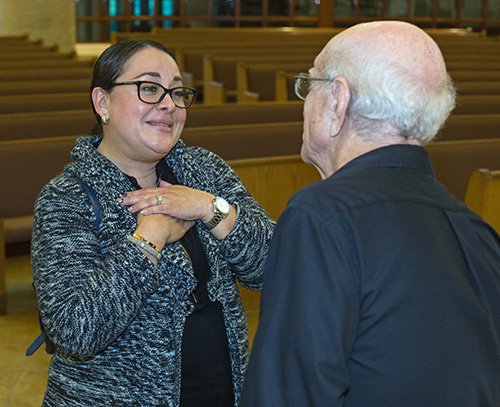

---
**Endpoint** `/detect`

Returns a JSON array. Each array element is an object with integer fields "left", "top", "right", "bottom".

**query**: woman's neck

[
  {"left": 97, "top": 138, "right": 159, "bottom": 188},
  {"left": 133, "top": 171, "right": 158, "bottom": 188}
]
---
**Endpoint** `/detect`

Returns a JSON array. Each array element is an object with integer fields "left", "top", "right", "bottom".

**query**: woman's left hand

[{"left": 120, "top": 181, "right": 215, "bottom": 224}]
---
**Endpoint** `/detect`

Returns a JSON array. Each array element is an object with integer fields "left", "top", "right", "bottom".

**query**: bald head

[
  {"left": 324, "top": 21, "right": 447, "bottom": 93},
  {"left": 313, "top": 21, "right": 455, "bottom": 144}
]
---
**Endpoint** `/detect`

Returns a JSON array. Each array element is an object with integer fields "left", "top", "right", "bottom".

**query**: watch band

[{"left": 205, "top": 197, "right": 229, "bottom": 230}]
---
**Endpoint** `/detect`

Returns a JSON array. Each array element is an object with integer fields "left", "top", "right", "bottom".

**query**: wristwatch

[{"left": 205, "top": 196, "right": 230, "bottom": 230}]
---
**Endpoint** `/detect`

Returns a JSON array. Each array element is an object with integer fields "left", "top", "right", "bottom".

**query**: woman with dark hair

[{"left": 31, "top": 39, "right": 274, "bottom": 406}]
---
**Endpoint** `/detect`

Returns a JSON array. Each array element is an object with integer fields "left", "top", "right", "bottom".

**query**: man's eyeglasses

[
  {"left": 294, "top": 73, "right": 333, "bottom": 101},
  {"left": 111, "top": 81, "right": 197, "bottom": 109}
]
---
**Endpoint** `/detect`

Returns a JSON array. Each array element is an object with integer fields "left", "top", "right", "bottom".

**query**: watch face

[{"left": 215, "top": 197, "right": 230, "bottom": 214}]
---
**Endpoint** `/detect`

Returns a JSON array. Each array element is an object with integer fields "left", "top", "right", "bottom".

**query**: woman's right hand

[{"left": 135, "top": 212, "right": 194, "bottom": 251}]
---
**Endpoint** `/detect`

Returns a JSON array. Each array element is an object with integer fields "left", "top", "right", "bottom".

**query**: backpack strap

[
  {"left": 25, "top": 311, "right": 48, "bottom": 356},
  {"left": 26, "top": 176, "right": 101, "bottom": 356},
  {"left": 78, "top": 178, "right": 101, "bottom": 233}
]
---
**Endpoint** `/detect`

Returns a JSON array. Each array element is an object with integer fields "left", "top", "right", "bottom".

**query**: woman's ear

[
  {"left": 91, "top": 87, "right": 109, "bottom": 117},
  {"left": 329, "top": 76, "right": 351, "bottom": 137}
]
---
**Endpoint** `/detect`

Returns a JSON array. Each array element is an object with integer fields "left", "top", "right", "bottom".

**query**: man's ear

[
  {"left": 91, "top": 87, "right": 109, "bottom": 117},
  {"left": 329, "top": 76, "right": 351, "bottom": 137}
]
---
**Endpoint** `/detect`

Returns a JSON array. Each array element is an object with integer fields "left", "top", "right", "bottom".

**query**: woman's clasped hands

[{"left": 119, "top": 180, "right": 236, "bottom": 243}]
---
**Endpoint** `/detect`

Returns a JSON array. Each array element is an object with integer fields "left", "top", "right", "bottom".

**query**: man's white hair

[{"left": 319, "top": 43, "right": 456, "bottom": 145}]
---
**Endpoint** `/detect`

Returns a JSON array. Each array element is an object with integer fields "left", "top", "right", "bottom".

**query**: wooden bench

[
  {"left": 0, "top": 67, "right": 93, "bottom": 82},
  {"left": 231, "top": 63, "right": 500, "bottom": 103},
  {"left": 449, "top": 70, "right": 500, "bottom": 82},
  {"left": 426, "top": 139, "right": 500, "bottom": 201},
  {"left": 0, "top": 50, "right": 75, "bottom": 60},
  {"left": 1, "top": 105, "right": 499, "bottom": 143},
  {"left": 0, "top": 93, "right": 90, "bottom": 114},
  {"left": 453, "top": 95, "right": 500, "bottom": 115},
  {"left": 187, "top": 102, "right": 305, "bottom": 127},
  {"left": 437, "top": 114, "right": 500, "bottom": 141},
  {"left": 0, "top": 135, "right": 78, "bottom": 314},
  {"left": 227, "top": 155, "right": 321, "bottom": 222},
  {"left": 202, "top": 56, "right": 500, "bottom": 104},
  {"left": 181, "top": 45, "right": 322, "bottom": 88},
  {"left": 464, "top": 168, "right": 500, "bottom": 235},
  {"left": 1, "top": 133, "right": 500, "bottom": 314},
  {"left": 113, "top": 27, "right": 342, "bottom": 49},
  {"left": 455, "top": 81, "right": 500, "bottom": 96},
  {"left": 0, "top": 59, "right": 94, "bottom": 69},
  {"left": 0, "top": 110, "right": 96, "bottom": 141},
  {"left": 0, "top": 78, "right": 90, "bottom": 96},
  {"left": 447, "top": 61, "right": 500, "bottom": 71},
  {"left": 203, "top": 55, "right": 314, "bottom": 104}
]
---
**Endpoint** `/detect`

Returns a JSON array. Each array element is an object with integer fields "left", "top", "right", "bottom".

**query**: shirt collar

[{"left": 334, "top": 144, "right": 435, "bottom": 178}]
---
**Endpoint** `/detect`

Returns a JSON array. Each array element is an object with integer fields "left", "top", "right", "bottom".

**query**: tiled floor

[{"left": 0, "top": 252, "right": 261, "bottom": 406}]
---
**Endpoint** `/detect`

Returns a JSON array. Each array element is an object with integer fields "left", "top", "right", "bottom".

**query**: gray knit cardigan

[{"left": 31, "top": 135, "right": 275, "bottom": 406}]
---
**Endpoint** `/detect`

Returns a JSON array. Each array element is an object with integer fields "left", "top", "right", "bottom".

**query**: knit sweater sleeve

[
  {"left": 31, "top": 175, "right": 188, "bottom": 358},
  {"left": 189, "top": 147, "right": 276, "bottom": 291}
]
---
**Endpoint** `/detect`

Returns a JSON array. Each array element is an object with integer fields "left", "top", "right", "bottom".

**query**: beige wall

[{"left": 0, "top": 0, "right": 76, "bottom": 52}]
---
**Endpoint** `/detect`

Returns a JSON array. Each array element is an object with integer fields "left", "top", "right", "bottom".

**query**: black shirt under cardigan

[{"left": 128, "top": 159, "right": 233, "bottom": 407}]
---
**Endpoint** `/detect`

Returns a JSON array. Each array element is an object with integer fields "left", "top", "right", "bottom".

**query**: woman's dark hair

[{"left": 90, "top": 39, "right": 178, "bottom": 134}]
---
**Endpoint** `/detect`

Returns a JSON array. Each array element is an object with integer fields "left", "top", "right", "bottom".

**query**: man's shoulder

[{"left": 287, "top": 175, "right": 362, "bottom": 219}]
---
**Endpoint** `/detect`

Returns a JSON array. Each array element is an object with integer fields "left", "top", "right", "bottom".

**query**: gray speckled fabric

[{"left": 31, "top": 135, "right": 275, "bottom": 406}]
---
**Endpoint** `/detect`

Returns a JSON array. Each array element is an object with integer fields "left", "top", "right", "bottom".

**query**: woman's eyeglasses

[{"left": 111, "top": 81, "right": 196, "bottom": 109}]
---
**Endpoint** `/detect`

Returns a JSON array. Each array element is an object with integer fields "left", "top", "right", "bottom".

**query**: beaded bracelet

[{"left": 127, "top": 234, "right": 162, "bottom": 261}]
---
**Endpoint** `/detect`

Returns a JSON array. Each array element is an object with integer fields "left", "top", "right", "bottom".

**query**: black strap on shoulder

[
  {"left": 26, "top": 176, "right": 101, "bottom": 356},
  {"left": 78, "top": 178, "right": 101, "bottom": 233}
]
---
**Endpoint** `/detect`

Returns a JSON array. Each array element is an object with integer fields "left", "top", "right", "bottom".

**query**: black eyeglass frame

[
  {"left": 111, "top": 80, "right": 197, "bottom": 108},
  {"left": 294, "top": 73, "right": 333, "bottom": 101}
]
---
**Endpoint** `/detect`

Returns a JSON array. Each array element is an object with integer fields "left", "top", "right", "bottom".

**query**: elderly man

[{"left": 241, "top": 21, "right": 500, "bottom": 407}]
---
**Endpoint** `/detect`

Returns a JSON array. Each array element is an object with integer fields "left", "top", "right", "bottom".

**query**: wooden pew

[
  {"left": 0, "top": 110, "right": 96, "bottom": 141},
  {"left": 236, "top": 63, "right": 309, "bottom": 103},
  {"left": 203, "top": 57, "right": 500, "bottom": 104},
  {"left": 427, "top": 139, "right": 500, "bottom": 201},
  {"left": 1, "top": 134, "right": 499, "bottom": 314},
  {"left": 1, "top": 106, "right": 499, "bottom": 143},
  {"left": 114, "top": 27, "right": 482, "bottom": 51},
  {"left": 0, "top": 67, "right": 92, "bottom": 82},
  {"left": 0, "top": 51, "right": 75, "bottom": 60},
  {"left": 0, "top": 93, "right": 90, "bottom": 114},
  {"left": 437, "top": 114, "right": 500, "bottom": 141},
  {"left": 0, "top": 213, "right": 4, "bottom": 314},
  {"left": 182, "top": 45, "right": 322, "bottom": 88},
  {"left": 0, "top": 59, "right": 94, "bottom": 69},
  {"left": 0, "top": 78, "right": 90, "bottom": 96},
  {"left": 227, "top": 155, "right": 321, "bottom": 222},
  {"left": 453, "top": 95, "right": 500, "bottom": 115},
  {"left": 113, "top": 27, "right": 342, "bottom": 49},
  {"left": 445, "top": 53, "right": 500, "bottom": 62},
  {"left": 236, "top": 64, "right": 500, "bottom": 103},
  {"left": 187, "top": 102, "right": 304, "bottom": 127},
  {"left": 203, "top": 55, "right": 314, "bottom": 104},
  {"left": 447, "top": 61, "right": 500, "bottom": 71},
  {"left": 0, "top": 91, "right": 496, "bottom": 122},
  {"left": 0, "top": 135, "right": 78, "bottom": 315},
  {"left": 450, "top": 70, "right": 500, "bottom": 82},
  {"left": 455, "top": 81, "right": 500, "bottom": 96},
  {"left": 464, "top": 168, "right": 500, "bottom": 235},
  {"left": 0, "top": 42, "right": 57, "bottom": 52},
  {"left": 0, "top": 34, "right": 31, "bottom": 43}
]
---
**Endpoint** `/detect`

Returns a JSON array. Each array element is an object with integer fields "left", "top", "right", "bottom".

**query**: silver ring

[{"left": 156, "top": 196, "right": 163, "bottom": 206}]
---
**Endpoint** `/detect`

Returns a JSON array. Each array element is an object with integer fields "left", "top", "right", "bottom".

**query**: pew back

[
  {"left": 465, "top": 168, "right": 500, "bottom": 234},
  {"left": 427, "top": 139, "right": 500, "bottom": 201}
]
